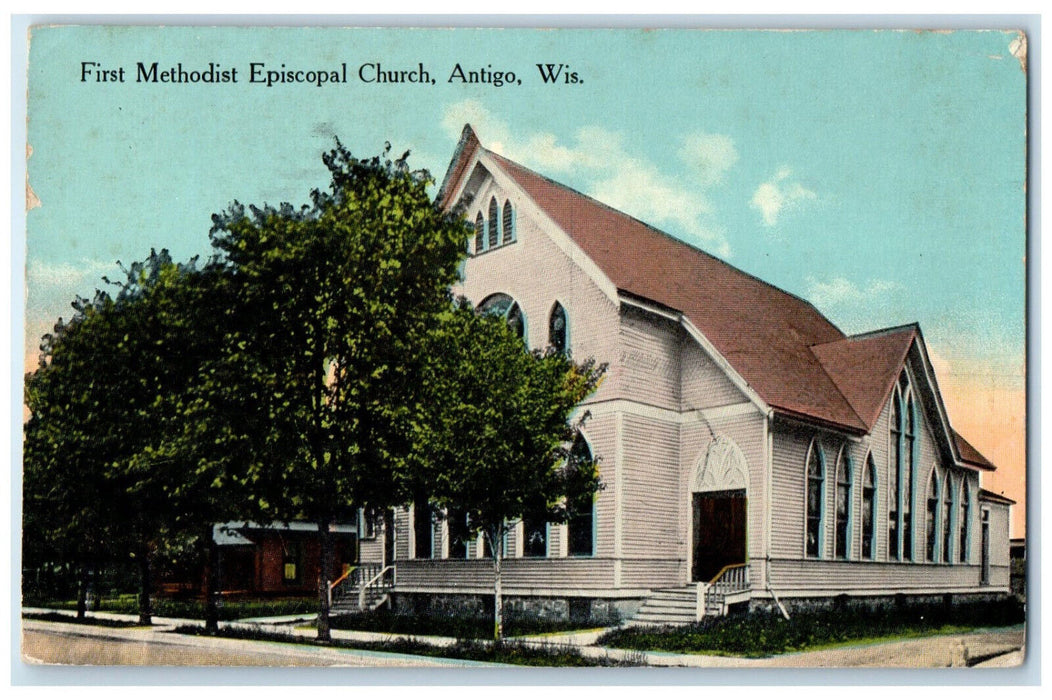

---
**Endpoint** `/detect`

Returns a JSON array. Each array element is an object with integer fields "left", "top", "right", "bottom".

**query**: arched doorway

[{"left": 691, "top": 436, "right": 748, "bottom": 582}]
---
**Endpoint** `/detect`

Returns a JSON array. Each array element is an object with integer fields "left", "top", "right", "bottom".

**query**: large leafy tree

[
  {"left": 416, "top": 301, "right": 606, "bottom": 640},
  {"left": 24, "top": 251, "right": 240, "bottom": 625},
  {"left": 208, "top": 142, "right": 467, "bottom": 641}
]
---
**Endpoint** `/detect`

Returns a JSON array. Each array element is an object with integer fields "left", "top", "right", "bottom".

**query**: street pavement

[{"left": 19, "top": 608, "right": 1025, "bottom": 669}]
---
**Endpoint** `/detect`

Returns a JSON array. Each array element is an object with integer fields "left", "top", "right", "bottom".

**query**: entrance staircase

[
  {"left": 629, "top": 563, "right": 751, "bottom": 626},
  {"left": 329, "top": 564, "right": 395, "bottom": 615}
]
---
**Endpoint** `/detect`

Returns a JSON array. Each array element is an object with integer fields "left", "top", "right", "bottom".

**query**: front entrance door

[{"left": 692, "top": 489, "right": 746, "bottom": 582}]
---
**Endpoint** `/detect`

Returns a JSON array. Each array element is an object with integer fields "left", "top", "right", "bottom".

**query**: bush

[
  {"left": 35, "top": 596, "right": 317, "bottom": 621},
  {"left": 599, "top": 597, "right": 1024, "bottom": 657},
  {"left": 328, "top": 608, "right": 600, "bottom": 638}
]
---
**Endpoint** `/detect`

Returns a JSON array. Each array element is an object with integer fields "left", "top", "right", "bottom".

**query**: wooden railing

[
  {"left": 698, "top": 562, "right": 751, "bottom": 618},
  {"left": 357, "top": 565, "right": 395, "bottom": 610},
  {"left": 328, "top": 563, "right": 383, "bottom": 607},
  {"left": 328, "top": 563, "right": 394, "bottom": 611}
]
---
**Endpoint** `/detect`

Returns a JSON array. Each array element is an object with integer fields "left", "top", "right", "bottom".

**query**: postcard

[{"left": 20, "top": 24, "right": 1028, "bottom": 671}]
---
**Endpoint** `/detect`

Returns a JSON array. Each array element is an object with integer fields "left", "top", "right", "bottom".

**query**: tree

[
  {"left": 416, "top": 301, "right": 606, "bottom": 640},
  {"left": 207, "top": 142, "right": 468, "bottom": 641},
  {"left": 24, "top": 251, "right": 241, "bottom": 626}
]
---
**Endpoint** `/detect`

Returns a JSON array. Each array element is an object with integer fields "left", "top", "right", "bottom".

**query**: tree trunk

[
  {"left": 137, "top": 547, "right": 153, "bottom": 626},
  {"left": 202, "top": 525, "right": 219, "bottom": 633},
  {"left": 317, "top": 517, "right": 334, "bottom": 642},
  {"left": 491, "top": 527, "right": 504, "bottom": 641},
  {"left": 76, "top": 560, "right": 89, "bottom": 620}
]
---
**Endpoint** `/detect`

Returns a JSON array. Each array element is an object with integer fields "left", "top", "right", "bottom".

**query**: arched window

[
  {"left": 902, "top": 379, "right": 915, "bottom": 561},
  {"left": 549, "top": 302, "right": 568, "bottom": 355},
  {"left": 567, "top": 434, "right": 595, "bottom": 557},
  {"left": 806, "top": 440, "right": 825, "bottom": 558},
  {"left": 942, "top": 473, "right": 954, "bottom": 563},
  {"left": 835, "top": 450, "right": 852, "bottom": 559},
  {"left": 889, "top": 372, "right": 916, "bottom": 561},
  {"left": 862, "top": 454, "right": 877, "bottom": 560},
  {"left": 959, "top": 480, "right": 971, "bottom": 563},
  {"left": 889, "top": 393, "right": 901, "bottom": 560},
  {"left": 502, "top": 200, "right": 515, "bottom": 244},
  {"left": 926, "top": 470, "right": 939, "bottom": 562},
  {"left": 474, "top": 213, "right": 485, "bottom": 253},
  {"left": 478, "top": 293, "right": 526, "bottom": 341},
  {"left": 488, "top": 197, "right": 499, "bottom": 249}
]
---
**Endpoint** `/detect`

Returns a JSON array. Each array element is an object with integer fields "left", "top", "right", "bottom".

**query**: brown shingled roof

[
  {"left": 441, "top": 125, "right": 996, "bottom": 466},
  {"left": 486, "top": 149, "right": 866, "bottom": 431},
  {"left": 811, "top": 326, "right": 917, "bottom": 431},
  {"left": 954, "top": 429, "right": 997, "bottom": 471},
  {"left": 978, "top": 488, "right": 1016, "bottom": 505}
]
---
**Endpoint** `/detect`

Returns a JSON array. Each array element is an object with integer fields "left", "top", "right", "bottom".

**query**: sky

[{"left": 23, "top": 26, "right": 1027, "bottom": 534}]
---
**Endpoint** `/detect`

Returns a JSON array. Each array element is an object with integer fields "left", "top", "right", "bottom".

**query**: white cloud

[
  {"left": 442, "top": 100, "right": 736, "bottom": 257},
  {"left": 806, "top": 275, "right": 899, "bottom": 311},
  {"left": 750, "top": 167, "right": 817, "bottom": 226},
  {"left": 679, "top": 132, "right": 739, "bottom": 187},
  {"left": 27, "top": 258, "right": 116, "bottom": 293}
]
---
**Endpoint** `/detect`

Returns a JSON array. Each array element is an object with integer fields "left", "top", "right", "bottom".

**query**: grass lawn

[
  {"left": 598, "top": 597, "right": 1025, "bottom": 657},
  {"left": 23, "top": 611, "right": 146, "bottom": 628},
  {"left": 173, "top": 624, "right": 645, "bottom": 667},
  {"left": 31, "top": 595, "right": 317, "bottom": 621}
]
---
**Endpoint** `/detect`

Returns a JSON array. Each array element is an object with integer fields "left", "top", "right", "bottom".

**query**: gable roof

[
  {"left": 953, "top": 429, "right": 997, "bottom": 471},
  {"left": 440, "top": 126, "right": 996, "bottom": 469},
  {"left": 811, "top": 325, "right": 917, "bottom": 430}
]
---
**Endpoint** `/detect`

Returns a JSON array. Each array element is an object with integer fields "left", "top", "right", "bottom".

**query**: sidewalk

[{"left": 21, "top": 608, "right": 1025, "bottom": 668}]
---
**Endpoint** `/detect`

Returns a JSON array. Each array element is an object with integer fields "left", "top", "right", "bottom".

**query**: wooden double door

[{"left": 691, "top": 489, "right": 747, "bottom": 582}]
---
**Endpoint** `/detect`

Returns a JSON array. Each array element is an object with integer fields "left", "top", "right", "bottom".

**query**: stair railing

[
  {"left": 329, "top": 563, "right": 383, "bottom": 607},
  {"left": 702, "top": 562, "right": 750, "bottom": 617},
  {"left": 357, "top": 565, "right": 395, "bottom": 611}
]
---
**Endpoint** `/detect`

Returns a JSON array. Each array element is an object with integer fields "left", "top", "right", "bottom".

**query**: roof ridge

[
  {"left": 486, "top": 149, "right": 844, "bottom": 335},
  {"left": 814, "top": 323, "right": 919, "bottom": 347}
]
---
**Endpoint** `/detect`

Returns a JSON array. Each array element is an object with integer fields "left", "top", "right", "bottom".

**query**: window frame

[{"left": 805, "top": 438, "right": 826, "bottom": 559}]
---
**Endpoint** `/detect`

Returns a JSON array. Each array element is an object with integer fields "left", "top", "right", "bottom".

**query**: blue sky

[{"left": 26, "top": 26, "right": 1026, "bottom": 390}]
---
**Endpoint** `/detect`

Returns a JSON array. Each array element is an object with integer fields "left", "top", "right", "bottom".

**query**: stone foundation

[
  {"left": 749, "top": 591, "right": 1010, "bottom": 616},
  {"left": 390, "top": 592, "right": 636, "bottom": 625}
]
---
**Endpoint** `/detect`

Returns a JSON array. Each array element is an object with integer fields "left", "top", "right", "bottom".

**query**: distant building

[
  {"left": 356, "top": 125, "right": 1014, "bottom": 624},
  {"left": 212, "top": 521, "right": 357, "bottom": 596}
]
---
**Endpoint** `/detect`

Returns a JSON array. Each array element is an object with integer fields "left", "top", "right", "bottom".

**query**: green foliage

[
  {"left": 416, "top": 300, "right": 606, "bottom": 545},
  {"left": 207, "top": 142, "right": 468, "bottom": 523},
  {"left": 598, "top": 598, "right": 1026, "bottom": 657},
  {"left": 328, "top": 608, "right": 596, "bottom": 638},
  {"left": 23, "top": 250, "right": 236, "bottom": 621},
  {"left": 34, "top": 595, "right": 317, "bottom": 621},
  {"left": 412, "top": 300, "right": 606, "bottom": 639}
]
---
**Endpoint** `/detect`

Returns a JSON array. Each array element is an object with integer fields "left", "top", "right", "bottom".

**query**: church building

[{"left": 356, "top": 125, "right": 1013, "bottom": 624}]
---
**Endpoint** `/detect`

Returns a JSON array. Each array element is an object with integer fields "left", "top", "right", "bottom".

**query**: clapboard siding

[
  {"left": 620, "top": 413, "right": 681, "bottom": 559},
  {"left": 680, "top": 340, "right": 745, "bottom": 410},
  {"left": 618, "top": 306, "right": 682, "bottom": 410},
  {"left": 395, "top": 557, "right": 616, "bottom": 592},
  {"left": 769, "top": 558, "right": 1007, "bottom": 592},
  {"left": 770, "top": 420, "right": 809, "bottom": 558},
  {"left": 583, "top": 413, "right": 618, "bottom": 559},
  {"left": 458, "top": 177, "right": 620, "bottom": 405},
  {"left": 620, "top": 559, "right": 683, "bottom": 588},
  {"left": 359, "top": 535, "right": 384, "bottom": 566},
  {"left": 985, "top": 502, "right": 1011, "bottom": 567}
]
